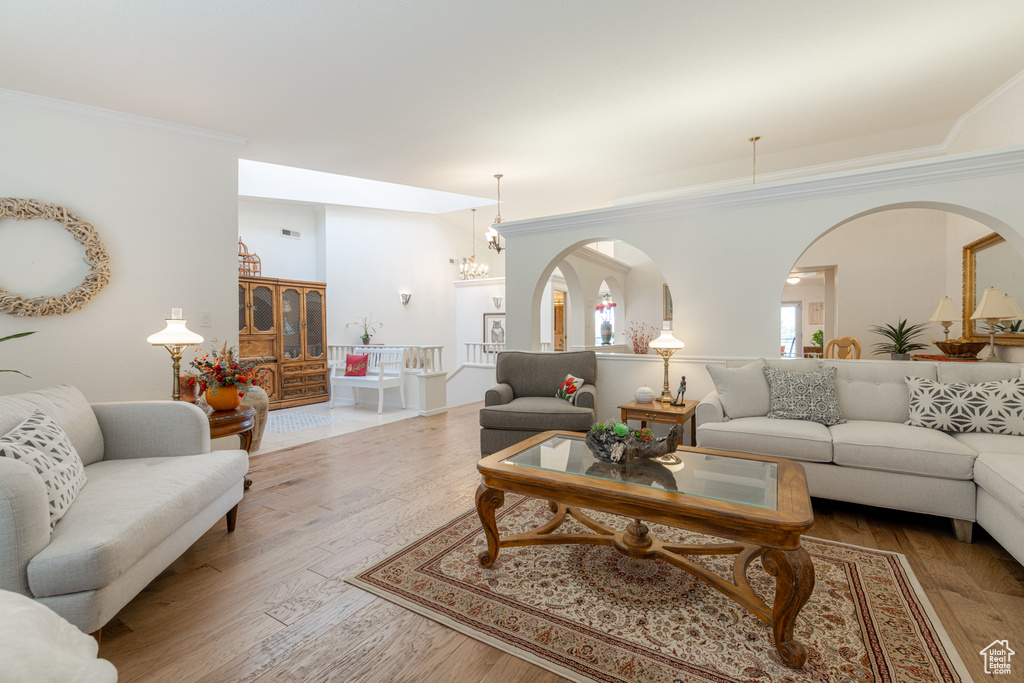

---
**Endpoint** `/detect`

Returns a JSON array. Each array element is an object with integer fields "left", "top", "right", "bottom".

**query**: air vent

[{"left": 281, "top": 228, "right": 301, "bottom": 239}]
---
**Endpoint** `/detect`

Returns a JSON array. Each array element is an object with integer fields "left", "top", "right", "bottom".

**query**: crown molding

[
  {"left": 0, "top": 88, "right": 248, "bottom": 148},
  {"left": 499, "top": 145, "right": 1024, "bottom": 236},
  {"left": 567, "top": 246, "right": 631, "bottom": 273},
  {"left": 943, "top": 68, "right": 1024, "bottom": 150}
]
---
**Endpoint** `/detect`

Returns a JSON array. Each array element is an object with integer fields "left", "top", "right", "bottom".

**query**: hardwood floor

[{"left": 99, "top": 403, "right": 1024, "bottom": 681}]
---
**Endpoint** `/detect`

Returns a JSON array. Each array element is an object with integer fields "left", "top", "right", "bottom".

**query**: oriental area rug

[{"left": 348, "top": 495, "right": 972, "bottom": 683}]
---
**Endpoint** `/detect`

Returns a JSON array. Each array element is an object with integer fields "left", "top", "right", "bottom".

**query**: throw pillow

[
  {"left": 345, "top": 353, "right": 369, "bottom": 376},
  {"left": 705, "top": 359, "right": 770, "bottom": 419},
  {"left": 763, "top": 366, "right": 846, "bottom": 426},
  {"left": 0, "top": 410, "right": 87, "bottom": 530},
  {"left": 555, "top": 374, "right": 584, "bottom": 405},
  {"left": 905, "top": 376, "right": 1024, "bottom": 435}
]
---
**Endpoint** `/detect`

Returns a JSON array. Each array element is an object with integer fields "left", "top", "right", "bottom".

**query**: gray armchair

[{"left": 480, "top": 351, "right": 597, "bottom": 455}]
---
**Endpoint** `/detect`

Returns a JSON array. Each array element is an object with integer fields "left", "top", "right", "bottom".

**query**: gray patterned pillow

[
  {"left": 762, "top": 366, "right": 846, "bottom": 426},
  {"left": 905, "top": 376, "right": 1024, "bottom": 435},
  {"left": 0, "top": 410, "right": 87, "bottom": 530}
]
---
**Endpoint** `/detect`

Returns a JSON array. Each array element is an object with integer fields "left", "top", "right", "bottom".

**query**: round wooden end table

[{"left": 203, "top": 405, "right": 256, "bottom": 490}]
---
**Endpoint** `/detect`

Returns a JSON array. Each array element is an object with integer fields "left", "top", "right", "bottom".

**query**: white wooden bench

[{"left": 328, "top": 347, "right": 406, "bottom": 414}]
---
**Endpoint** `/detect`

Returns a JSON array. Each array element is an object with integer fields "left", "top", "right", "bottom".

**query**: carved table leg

[
  {"left": 623, "top": 518, "right": 653, "bottom": 550},
  {"left": 763, "top": 546, "right": 815, "bottom": 668},
  {"left": 475, "top": 485, "right": 505, "bottom": 568},
  {"left": 240, "top": 430, "right": 254, "bottom": 490}
]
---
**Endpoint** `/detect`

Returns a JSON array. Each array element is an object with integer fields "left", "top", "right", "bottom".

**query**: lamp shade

[
  {"left": 147, "top": 318, "right": 204, "bottom": 346},
  {"left": 929, "top": 297, "right": 959, "bottom": 322},
  {"left": 971, "top": 287, "right": 1017, "bottom": 320},
  {"left": 648, "top": 329, "right": 685, "bottom": 350},
  {"left": 1004, "top": 294, "right": 1024, "bottom": 321}
]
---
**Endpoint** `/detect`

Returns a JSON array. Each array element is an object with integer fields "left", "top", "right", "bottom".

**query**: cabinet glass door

[
  {"left": 238, "top": 284, "right": 247, "bottom": 333},
  {"left": 282, "top": 288, "right": 302, "bottom": 360},
  {"left": 252, "top": 285, "right": 276, "bottom": 333},
  {"left": 305, "top": 289, "right": 324, "bottom": 359}
]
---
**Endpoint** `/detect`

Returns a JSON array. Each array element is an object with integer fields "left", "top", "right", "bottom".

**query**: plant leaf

[{"left": 0, "top": 331, "right": 36, "bottom": 343}]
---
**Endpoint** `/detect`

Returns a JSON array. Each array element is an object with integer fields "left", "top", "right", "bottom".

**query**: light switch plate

[{"left": 201, "top": 312, "right": 212, "bottom": 327}]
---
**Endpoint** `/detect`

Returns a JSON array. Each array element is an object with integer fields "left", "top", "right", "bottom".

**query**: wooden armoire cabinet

[{"left": 239, "top": 276, "right": 328, "bottom": 409}]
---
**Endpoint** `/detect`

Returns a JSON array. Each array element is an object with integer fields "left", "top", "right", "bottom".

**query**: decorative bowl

[
  {"left": 933, "top": 339, "right": 987, "bottom": 359},
  {"left": 633, "top": 386, "right": 655, "bottom": 403}
]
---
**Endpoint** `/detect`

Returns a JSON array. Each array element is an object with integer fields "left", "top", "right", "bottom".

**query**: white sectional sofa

[
  {"left": 0, "top": 385, "right": 249, "bottom": 634},
  {"left": 695, "top": 358, "right": 1024, "bottom": 566}
]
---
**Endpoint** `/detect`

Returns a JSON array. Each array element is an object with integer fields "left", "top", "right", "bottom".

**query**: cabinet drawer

[
  {"left": 282, "top": 385, "right": 307, "bottom": 398},
  {"left": 239, "top": 337, "right": 276, "bottom": 358}
]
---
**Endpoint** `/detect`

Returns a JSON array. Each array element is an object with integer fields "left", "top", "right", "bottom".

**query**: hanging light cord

[
  {"left": 494, "top": 174, "right": 503, "bottom": 224},
  {"left": 748, "top": 136, "right": 760, "bottom": 185},
  {"left": 471, "top": 208, "right": 476, "bottom": 258}
]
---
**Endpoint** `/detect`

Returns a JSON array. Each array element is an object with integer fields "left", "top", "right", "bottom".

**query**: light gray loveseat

[
  {"left": 480, "top": 351, "right": 597, "bottom": 455},
  {"left": 695, "top": 358, "right": 1024, "bottom": 566},
  {"left": 0, "top": 385, "right": 249, "bottom": 634}
]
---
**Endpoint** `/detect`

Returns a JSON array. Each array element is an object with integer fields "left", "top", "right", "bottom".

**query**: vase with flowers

[
  {"left": 190, "top": 343, "right": 262, "bottom": 411},
  {"left": 595, "top": 295, "right": 616, "bottom": 345},
  {"left": 622, "top": 321, "right": 659, "bottom": 354},
  {"left": 347, "top": 312, "right": 383, "bottom": 346}
]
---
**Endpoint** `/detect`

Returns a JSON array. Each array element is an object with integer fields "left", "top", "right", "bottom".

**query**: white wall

[
  {"left": 238, "top": 199, "right": 320, "bottom": 281},
  {"left": 322, "top": 205, "right": 476, "bottom": 373},
  {"left": 0, "top": 95, "right": 242, "bottom": 402}
]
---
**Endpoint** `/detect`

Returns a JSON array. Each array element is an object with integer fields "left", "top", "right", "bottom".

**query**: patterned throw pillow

[
  {"left": 345, "top": 353, "right": 369, "bottom": 376},
  {"left": 0, "top": 410, "right": 87, "bottom": 530},
  {"left": 762, "top": 366, "right": 846, "bottom": 426},
  {"left": 555, "top": 374, "right": 584, "bottom": 405},
  {"left": 905, "top": 376, "right": 1024, "bottom": 435}
]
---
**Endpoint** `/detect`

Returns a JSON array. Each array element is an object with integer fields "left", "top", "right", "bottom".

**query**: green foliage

[
  {"left": 613, "top": 423, "right": 630, "bottom": 437},
  {"left": 868, "top": 318, "right": 930, "bottom": 355},
  {"left": 811, "top": 329, "right": 824, "bottom": 347},
  {"left": 1, "top": 331, "right": 37, "bottom": 377}
]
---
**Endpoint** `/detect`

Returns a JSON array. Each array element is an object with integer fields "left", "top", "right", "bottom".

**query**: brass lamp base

[{"left": 654, "top": 348, "right": 677, "bottom": 401}]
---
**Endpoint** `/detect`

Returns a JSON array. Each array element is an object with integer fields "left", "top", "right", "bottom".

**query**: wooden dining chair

[{"left": 824, "top": 336, "right": 861, "bottom": 359}]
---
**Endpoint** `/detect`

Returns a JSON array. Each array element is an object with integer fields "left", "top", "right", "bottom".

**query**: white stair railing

[
  {"left": 464, "top": 342, "right": 505, "bottom": 365},
  {"left": 328, "top": 344, "right": 443, "bottom": 373}
]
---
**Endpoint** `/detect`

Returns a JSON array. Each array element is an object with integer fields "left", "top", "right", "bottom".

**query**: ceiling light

[
  {"left": 459, "top": 208, "right": 488, "bottom": 280},
  {"left": 787, "top": 276, "right": 801, "bottom": 285},
  {"left": 487, "top": 174, "right": 505, "bottom": 254}
]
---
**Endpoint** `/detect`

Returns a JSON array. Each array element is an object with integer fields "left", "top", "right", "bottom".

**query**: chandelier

[
  {"left": 487, "top": 173, "right": 505, "bottom": 253},
  {"left": 460, "top": 209, "right": 489, "bottom": 280}
]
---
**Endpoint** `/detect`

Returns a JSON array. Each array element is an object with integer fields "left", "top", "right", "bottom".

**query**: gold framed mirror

[{"left": 963, "top": 232, "right": 1024, "bottom": 347}]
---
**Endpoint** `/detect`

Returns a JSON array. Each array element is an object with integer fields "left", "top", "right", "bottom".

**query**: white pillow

[
  {"left": 0, "top": 410, "right": 87, "bottom": 530},
  {"left": 906, "top": 376, "right": 1024, "bottom": 435},
  {"left": 555, "top": 373, "right": 585, "bottom": 405},
  {"left": 705, "top": 359, "right": 770, "bottom": 419}
]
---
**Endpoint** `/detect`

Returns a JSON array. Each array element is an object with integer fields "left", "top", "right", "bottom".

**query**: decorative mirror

[{"left": 962, "top": 231, "right": 1024, "bottom": 347}]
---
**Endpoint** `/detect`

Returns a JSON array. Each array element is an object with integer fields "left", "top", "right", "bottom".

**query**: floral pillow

[
  {"left": 345, "top": 354, "right": 369, "bottom": 376},
  {"left": 556, "top": 374, "right": 584, "bottom": 404}
]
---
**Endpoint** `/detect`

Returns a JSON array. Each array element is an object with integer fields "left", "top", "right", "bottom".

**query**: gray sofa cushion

[
  {"left": 951, "top": 431, "right": 1024, "bottom": 455},
  {"left": 937, "top": 363, "right": 1023, "bottom": 384},
  {"left": 973, "top": 453, "right": 1024, "bottom": 519},
  {"left": 27, "top": 450, "right": 248, "bottom": 597},
  {"left": 697, "top": 417, "right": 833, "bottom": 463},
  {"left": 496, "top": 351, "right": 596, "bottom": 398},
  {"left": 0, "top": 385, "right": 104, "bottom": 466},
  {"left": 830, "top": 421, "right": 977, "bottom": 480},
  {"left": 823, "top": 360, "right": 935, "bottom": 423},
  {"left": 763, "top": 365, "right": 845, "bottom": 426},
  {"left": 706, "top": 359, "right": 770, "bottom": 419},
  {"left": 480, "top": 397, "right": 595, "bottom": 432}
]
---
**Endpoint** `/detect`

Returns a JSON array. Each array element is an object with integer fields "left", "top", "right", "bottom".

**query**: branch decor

[{"left": 0, "top": 198, "right": 111, "bottom": 317}]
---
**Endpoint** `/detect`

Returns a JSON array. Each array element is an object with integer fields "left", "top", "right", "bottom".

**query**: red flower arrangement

[
  {"left": 595, "top": 296, "right": 617, "bottom": 323},
  {"left": 189, "top": 343, "right": 264, "bottom": 398},
  {"left": 622, "top": 321, "right": 660, "bottom": 354}
]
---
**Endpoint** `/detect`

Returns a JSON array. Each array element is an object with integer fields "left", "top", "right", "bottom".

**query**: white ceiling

[{"left": 3, "top": 1, "right": 1024, "bottom": 230}]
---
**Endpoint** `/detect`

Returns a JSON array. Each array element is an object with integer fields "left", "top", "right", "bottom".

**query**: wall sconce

[
  {"left": 492, "top": 296, "right": 502, "bottom": 309},
  {"left": 400, "top": 293, "right": 412, "bottom": 305}
]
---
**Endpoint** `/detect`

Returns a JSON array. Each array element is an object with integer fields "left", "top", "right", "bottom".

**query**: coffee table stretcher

[{"left": 475, "top": 440, "right": 815, "bottom": 669}]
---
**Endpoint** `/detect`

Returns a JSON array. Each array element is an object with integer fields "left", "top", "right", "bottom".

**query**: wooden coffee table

[{"left": 476, "top": 431, "right": 816, "bottom": 668}]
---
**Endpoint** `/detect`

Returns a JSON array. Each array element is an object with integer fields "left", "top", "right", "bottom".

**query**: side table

[
  {"left": 618, "top": 399, "right": 699, "bottom": 447},
  {"left": 203, "top": 405, "right": 256, "bottom": 490}
]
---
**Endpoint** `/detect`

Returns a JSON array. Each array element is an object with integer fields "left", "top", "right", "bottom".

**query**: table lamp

[
  {"left": 648, "top": 326, "right": 685, "bottom": 402},
  {"left": 928, "top": 296, "right": 959, "bottom": 341},
  {"left": 147, "top": 308, "right": 204, "bottom": 399},
  {"left": 970, "top": 288, "right": 1017, "bottom": 363}
]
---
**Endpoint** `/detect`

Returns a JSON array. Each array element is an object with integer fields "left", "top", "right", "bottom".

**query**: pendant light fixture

[
  {"left": 459, "top": 208, "right": 488, "bottom": 280},
  {"left": 487, "top": 173, "right": 505, "bottom": 254},
  {"left": 749, "top": 136, "right": 760, "bottom": 184}
]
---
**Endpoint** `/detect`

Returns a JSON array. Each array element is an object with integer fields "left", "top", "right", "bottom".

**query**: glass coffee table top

[{"left": 502, "top": 434, "right": 778, "bottom": 510}]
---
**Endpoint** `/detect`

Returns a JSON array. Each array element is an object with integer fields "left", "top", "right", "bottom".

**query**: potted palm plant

[{"left": 868, "top": 318, "right": 929, "bottom": 360}]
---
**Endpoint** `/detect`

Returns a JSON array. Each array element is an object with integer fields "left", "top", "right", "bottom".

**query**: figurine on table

[{"left": 671, "top": 376, "right": 687, "bottom": 406}]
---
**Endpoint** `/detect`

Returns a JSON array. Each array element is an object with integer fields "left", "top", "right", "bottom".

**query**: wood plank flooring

[{"left": 99, "top": 403, "right": 1024, "bottom": 681}]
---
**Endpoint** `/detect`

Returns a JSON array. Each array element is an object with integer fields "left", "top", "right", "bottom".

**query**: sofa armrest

[
  {"left": 575, "top": 384, "right": 596, "bottom": 412},
  {"left": 695, "top": 391, "right": 725, "bottom": 427},
  {"left": 91, "top": 401, "right": 212, "bottom": 460},
  {"left": 485, "top": 383, "right": 514, "bottom": 406},
  {"left": 0, "top": 458, "right": 50, "bottom": 595}
]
